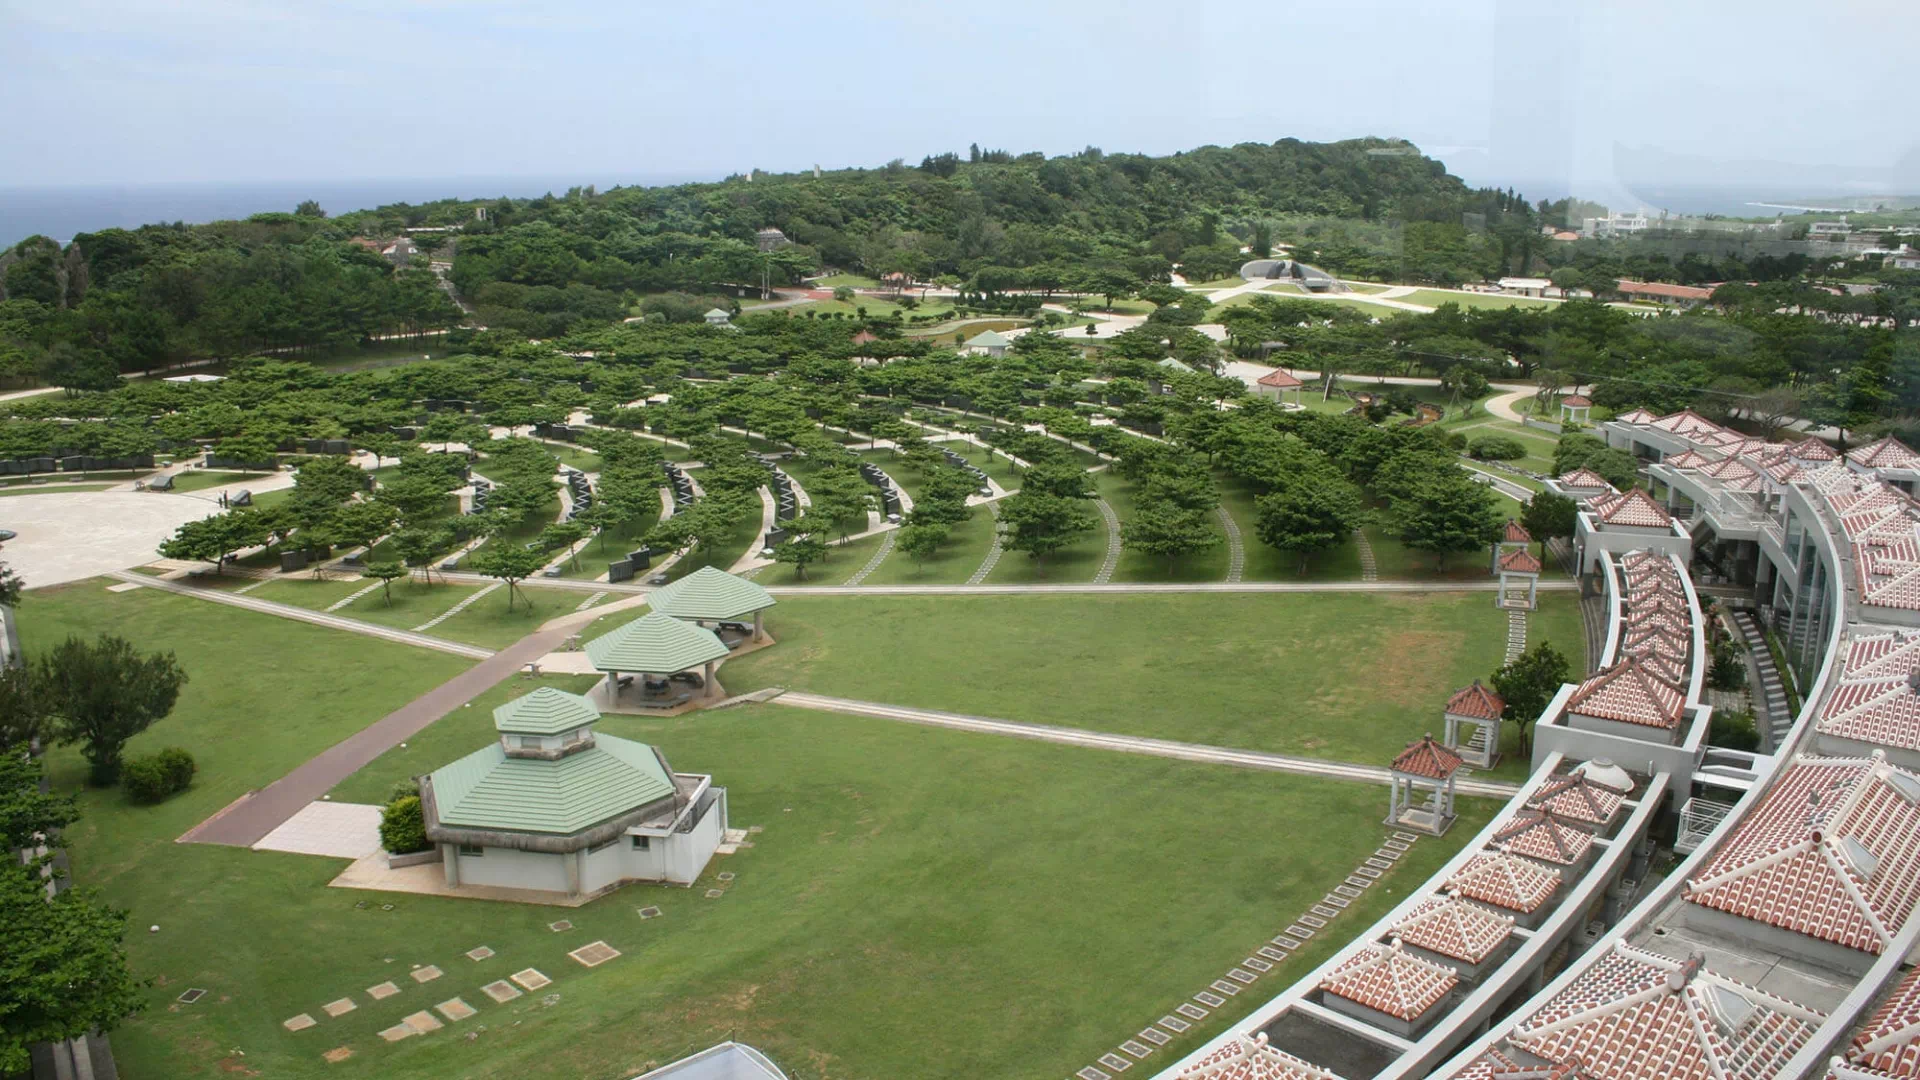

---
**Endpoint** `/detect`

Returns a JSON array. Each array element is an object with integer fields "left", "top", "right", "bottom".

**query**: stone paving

[
  {"left": 1068, "top": 830, "right": 1421, "bottom": 1080},
  {"left": 1217, "top": 506, "right": 1245, "bottom": 583},
  {"left": 250, "top": 801, "right": 384, "bottom": 859},
  {"left": 841, "top": 527, "right": 897, "bottom": 586},
  {"left": 324, "top": 580, "right": 386, "bottom": 613},
  {"left": 1092, "top": 499, "right": 1122, "bottom": 584},
  {"left": 1354, "top": 529, "right": 1379, "bottom": 582},
  {"left": 412, "top": 581, "right": 503, "bottom": 632},
  {"left": 0, "top": 491, "right": 215, "bottom": 587},
  {"left": 1505, "top": 609, "right": 1528, "bottom": 664},
  {"left": 965, "top": 502, "right": 1006, "bottom": 585}
]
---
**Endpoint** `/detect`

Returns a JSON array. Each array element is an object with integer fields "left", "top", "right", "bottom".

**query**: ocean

[{"left": 0, "top": 173, "right": 715, "bottom": 247}]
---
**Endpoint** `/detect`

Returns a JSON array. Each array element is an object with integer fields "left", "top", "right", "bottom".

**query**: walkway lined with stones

[
  {"left": 1217, "top": 506, "right": 1245, "bottom": 583},
  {"left": 774, "top": 691, "right": 1520, "bottom": 798},
  {"left": 966, "top": 503, "right": 1007, "bottom": 585},
  {"left": 1093, "top": 499, "right": 1122, "bottom": 584},
  {"left": 841, "top": 529, "right": 897, "bottom": 586},
  {"left": 573, "top": 590, "right": 607, "bottom": 612},
  {"left": 107, "top": 571, "right": 492, "bottom": 660},
  {"left": 1505, "top": 609, "right": 1528, "bottom": 663},
  {"left": 1072, "top": 831, "right": 1423, "bottom": 1080},
  {"left": 1353, "top": 530, "right": 1378, "bottom": 582},
  {"left": 325, "top": 580, "right": 386, "bottom": 613},
  {"left": 412, "top": 582, "right": 503, "bottom": 632}
]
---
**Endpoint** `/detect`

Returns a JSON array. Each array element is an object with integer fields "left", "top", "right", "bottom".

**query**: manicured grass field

[
  {"left": 109, "top": 685, "right": 1494, "bottom": 1079},
  {"left": 1398, "top": 289, "right": 1559, "bottom": 311},
  {"left": 721, "top": 591, "right": 1584, "bottom": 764},
  {"left": 808, "top": 272, "right": 880, "bottom": 288},
  {"left": 167, "top": 469, "right": 277, "bottom": 494}
]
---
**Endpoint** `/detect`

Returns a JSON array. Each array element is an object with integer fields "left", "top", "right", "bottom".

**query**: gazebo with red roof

[
  {"left": 1387, "top": 734, "right": 1463, "bottom": 836},
  {"left": 1253, "top": 367, "right": 1305, "bottom": 408},
  {"left": 1444, "top": 680, "right": 1506, "bottom": 769},
  {"left": 1559, "top": 393, "right": 1593, "bottom": 424}
]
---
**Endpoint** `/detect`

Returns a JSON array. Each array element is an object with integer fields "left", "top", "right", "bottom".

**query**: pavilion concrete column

[
  {"left": 441, "top": 843, "right": 461, "bottom": 888},
  {"left": 1446, "top": 774, "right": 1456, "bottom": 817},
  {"left": 753, "top": 610, "right": 764, "bottom": 643},
  {"left": 1443, "top": 714, "right": 1457, "bottom": 750},
  {"left": 1527, "top": 575, "right": 1538, "bottom": 609},
  {"left": 566, "top": 850, "right": 582, "bottom": 897},
  {"left": 704, "top": 660, "right": 716, "bottom": 697}
]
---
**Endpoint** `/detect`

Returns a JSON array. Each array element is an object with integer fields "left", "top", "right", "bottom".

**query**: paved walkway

[
  {"left": 1218, "top": 507, "right": 1245, "bottom": 583},
  {"left": 107, "top": 571, "right": 492, "bottom": 659},
  {"left": 762, "top": 579, "right": 1574, "bottom": 596},
  {"left": 1093, "top": 499, "right": 1122, "bottom": 584},
  {"left": 774, "top": 691, "right": 1520, "bottom": 799}
]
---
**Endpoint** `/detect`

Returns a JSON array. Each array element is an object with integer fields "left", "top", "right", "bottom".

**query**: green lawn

[
  {"left": 1215, "top": 476, "right": 1364, "bottom": 581},
  {"left": 722, "top": 592, "right": 1561, "bottom": 764},
  {"left": 808, "top": 272, "right": 880, "bottom": 288},
  {"left": 538, "top": 441, "right": 603, "bottom": 474},
  {"left": 167, "top": 469, "right": 278, "bottom": 494},
  {"left": 1102, "top": 471, "right": 1231, "bottom": 583},
  {"left": 1185, "top": 276, "right": 1245, "bottom": 289},
  {"left": 1398, "top": 289, "right": 1559, "bottom": 312},
  {"left": 172, "top": 692, "right": 1492, "bottom": 1080}
]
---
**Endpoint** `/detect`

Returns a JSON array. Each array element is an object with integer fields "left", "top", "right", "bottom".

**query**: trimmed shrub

[
  {"left": 1709, "top": 709, "right": 1762, "bottom": 752},
  {"left": 123, "top": 747, "right": 195, "bottom": 804},
  {"left": 380, "top": 795, "right": 431, "bottom": 854},
  {"left": 1468, "top": 435, "right": 1527, "bottom": 461}
]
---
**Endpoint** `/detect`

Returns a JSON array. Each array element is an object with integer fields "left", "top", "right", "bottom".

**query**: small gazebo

[
  {"left": 1387, "top": 735, "right": 1463, "bottom": 836},
  {"left": 1497, "top": 546, "right": 1542, "bottom": 610},
  {"left": 1491, "top": 519, "right": 1531, "bottom": 572},
  {"left": 584, "top": 612, "right": 731, "bottom": 710},
  {"left": 1443, "top": 681, "right": 1505, "bottom": 769},
  {"left": 647, "top": 566, "right": 776, "bottom": 645},
  {"left": 1559, "top": 394, "right": 1593, "bottom": 423}
]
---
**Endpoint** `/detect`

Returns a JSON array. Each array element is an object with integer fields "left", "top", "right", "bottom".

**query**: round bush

[
  {"left": 1469, "top": 435, "right": 1528, "bottom": 461},
  {"left": 380, "top": 795, "right": 431, "bottom": 855},
  {"left": 123, "top": 747, "right": 196, "bottom": 804}
]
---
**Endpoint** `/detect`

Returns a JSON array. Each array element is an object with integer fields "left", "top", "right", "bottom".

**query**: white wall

[{"left": 455, "top": 845, "right": 570, "bottom": 893}]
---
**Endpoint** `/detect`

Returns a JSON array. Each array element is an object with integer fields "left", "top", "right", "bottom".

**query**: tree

[
  {"left": 0, "top": 755, "right": 77, "bottom": 851},
  {"left": 1254, "top": 472, "right": 1366, "bottom": 573},
  {"left": 470, "top": 544, "right": 546, "bottom": 612},
  {"left": 0, "top": 857, "right": 144, "bottom": 1070},
  {"left": 330, "top": 500, "right": 397, "bottom": 556},
  {"left": 35, "top": 634, "right": 187, "bottom": 785},
  {"left": 773, "top": 534, "right": 828, "bottom": 580},
  {"left": 1521, "top": 491, "right": 1578, "bottom": 550},
  {"left": 1490, "top": 641, "right": 1570, "bottom": 757},
  {"left": 0, "top": 561, "right": 20, "bottom": 607},
  {"left": 538, "top": 520, "right": 589, "bottom": 569},
  {"left": 999, "top": 491, "right": 1097, "bottom": 568},
  {"left": 390, "top": 526, "right": 449, "bottom": 584},
  {"left": 897, "top": 523, "right": 950, "bottom": 564},
  {"left": 365, "top": 560, "right": 407, "bottom": 605},
  {"left": 1121, "top": 503, "right": 1221, "bottom": 573},
  {"left": 156, "top": 510, "right": 265, "bottom": 573},
  {"left": 1393, "top": 472, "right": 1504, "bottom": 570}
]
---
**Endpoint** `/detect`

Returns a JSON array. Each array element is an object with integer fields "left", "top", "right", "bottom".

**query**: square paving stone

[
  {"left": 1299, "top": 914, "right": 1327, "bottom": 929},
  {"left": 1392, "top": 831, "right": 1419, "bottom": 843},
  {"left": 402, "top": 1010, "right": 443, "bottom": 1034},
  {"left": 716, "top": 872, "right": 735, "bottom": 883},
  {"left": 1258, "top": 946, "right": 1290, "bottom": 962},
  {"left": 1365, "top": 858, "right": 1393, "bottom": 870},
  {"left": 435, "top": 998, "right": 476, "bottom": 1022},
  {"left": 1098, "top": 1052, "right": 1132, "bottom": 1071},
  {"left": 466, "top": 946, "right": 495, "bottom": 961},
  {"left": 176, "top": 988, "right": 207, "bottom": 1004},
  {"left": 568, "top": 940, "right": 621, "bottom": 968},
  {"left": 1311, "top": 905, "right": 1341, "bottom": 919},
  {"left": 283, "top": 1013, "right": 317, "bottom": 1032},
  {"left": 1322, "top": 895, "right": 1352, "bottom": 909},
  {"left": 1285, "top": 926, "right": 1314, "bottom": 940},
  {"left": 637, "top": 906, "right": 663, "bottom": 919},
  {"left": 1121, "top": 1040, "right": 1153, "bottom": 1058},
  {"left": 323, "top": 1047, "right": 353, "bottom": 1064},
  {"left": 704, "top": 888, "right": 725, "bottom": 899},
  {"left": 510, "top": 968, "right": 552, "bottom": 991},
  {"left": 1344, "top": 876, "right": 1372, "bottom": 888},
  {"left": 1076, "top": 1069, "right": 1110, "bottom": 1080},
  {"left": 1244, "top": 957, "right": 1274, "bottom": 972},
  {"left": 409, "top": 965, "right": 443, "bottom": 983},
  {"left": 1334, "top": 884, "right": 1364, "bottom": 898},
  {"left": 1226, "top": 969, "right": 1256, "bottom": 984},
  {"left": 1159, "top": 1014, "right": 1193, "bottom": 1033},
  {"left": 378, "top": 1023, "right": 415, "bottom": 1043},
  {"left": 366, "top": 981, "right": 400, "bottom": 1000},
  {"left": 1209, "top": 980, "right": 1241, "bottom": 996},
  {"left": 322, "top": 998, "right": 356, "bottom": 1018},
  {"left": 481, "top": 980, "right": 523, "bottom": 1004},
  {"left": 1355, "top": 866, "right": 1383, "bottom": 879},
  {"left": 548, "top": 920, "right": 573, "bottom": 932},
  {"left": 1175, "top": 1003, "right": 1208, "bottom": 1020},
  {"left": 1139, "top": 1028, "right": 1171, "bottom": 1046},
  {"left": 1194, "top": 990, "right": 1226, "bottom": 1008},
  {"left": 1269, "top": 936, "right": 1300, "bottom": 950},
  {"left": 1374, "top": 848, "right": 1401, "bottom": 861}
]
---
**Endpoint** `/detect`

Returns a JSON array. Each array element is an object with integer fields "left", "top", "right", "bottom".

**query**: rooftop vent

[
  {"left": 1706, "top": 984, "right": 1756, "bottom": 1035},
  {"left": 1887, "top": 769, "right": 1920, "bottom": 806},
  {"left": 1839, "top": 835, "right": 1880, "bottom": 880}
]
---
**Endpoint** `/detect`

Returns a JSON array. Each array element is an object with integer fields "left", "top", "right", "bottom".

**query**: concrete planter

[{"left": 386, "top": 848, "right": 441, "bottom": 869}]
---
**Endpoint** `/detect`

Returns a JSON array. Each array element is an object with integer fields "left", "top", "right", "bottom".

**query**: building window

[
  {"left": 458, "top": 844, "right": 483, "bottom": 857},
  {"left": 517, "top": 736, "right": 541, "bottom": 750},
  {"left": 629, "top": 835, "right": 650, "bottom": 851}
]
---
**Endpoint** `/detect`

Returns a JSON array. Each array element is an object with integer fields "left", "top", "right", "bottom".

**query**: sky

[{"left": 2, "top": 0, "right": 1915, "bottom": 208}]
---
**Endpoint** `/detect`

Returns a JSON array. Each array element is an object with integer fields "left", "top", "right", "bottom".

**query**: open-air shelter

[
  {"left": 1443, "top": 681, "right": 1505, "bottom": 769},
  {"left": 647, "top": 565, "right": 776, "bottom": 644},
  {"left": 585, "top": 612, "right": 731, "bottom": 709},
  {"left": 1386, "top": 734, "right": 1463, "bottom": 836}
]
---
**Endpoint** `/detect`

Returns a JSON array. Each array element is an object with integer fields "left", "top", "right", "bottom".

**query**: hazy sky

[{"left": 3, "top": 0, "right": 1915, "bottom": 203}]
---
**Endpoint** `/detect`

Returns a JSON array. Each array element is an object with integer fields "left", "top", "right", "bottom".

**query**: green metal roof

[
  {"left": 1156, "top": 357, "right": 1196, "bottom": 373},
  {"left": 647, "top": 566, "right": 776, "bottom": 621},
  {"left": 965, "top": 329, "right": 1009, "bottom": 347},
  {"left": 584, "top": 611, "right": 729, "bottom": 674},
  {"left": 428, "top": 733, "right": 676, "bottom": 835},
  {"left": 704, "top": 308, "right": 732, "bottom": 318},
  {"left": 493, "top": 686, "right": 600, "bottom": 737}
]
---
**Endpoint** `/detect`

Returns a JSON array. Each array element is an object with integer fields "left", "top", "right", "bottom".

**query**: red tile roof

[
  {"left": 1593, "top": 489, "right": 1673, "bottom": 529},
  {"left": 1650, "top": 409, "right": 1726, "bottom": 438},
  {"left": 1565, "top": 657, "right": 1687, "bottom": 730},
  {"left": 1557, "top": 467, "right": 1614, "bottom": 490},
  {"left": 1560, "top": 395, "right": 1592, "bottom": 408},
  {"left": 1616, "top": 279, "right": 1719, "bottom": 302},
  {"left": 1446, "top": 681, "right": 1506, "bottom": 721},
  {"left": 1256, "top": 368, "right": 1304, "bottom": 389},
  {"left": 1177, "top": 1034, "right": 1340, "bottom": 1080},
  {"left": 1319, "top": 940, "right": 1458, "bottom": 1021},
  {"left": 1447, "top": 850, "right": 1562, "bottom": 914},
  {"left": 1504, "top": 519, "right": 1533, "bottom": 544},
  {"left": 1391, "top": 892, "right": 1515, "bottom": 964},
  {"left": 1499, "top": 547, "right": 1543, "bottom": 573},
  {"left": 1819, "top": 659, "right": 1920, "bottom": 755},
  {"left": 1528, "top": 773, "right": 1631, "bottom": 827},
  {"left": 1663, "top": 449, "right": 1716, "bottom": 470},
  {"left": 1792, "top": 439, "right": 1839, "bottom": 462},
  {"left": 1493, "top": 810, "right": 1596, "bottom": 866},
  {"left": 1392, "top": 734, "right": 1464, "bottom": 779},
  {"left": 1841, "top": 966, "right": 1920, "bottom": 1078},
  {"left": 1614, "top": 408, "right": 1659, "bottom": 424},
  {"left": 1851, "top": 437, "right": 1920, "bottom": 470},
  {"left": 1509, "top": 942, "right": 1825, "bottom": 1080},
  {"left": 1686, "top": 755, "right": 1920, "bottom": 955}
]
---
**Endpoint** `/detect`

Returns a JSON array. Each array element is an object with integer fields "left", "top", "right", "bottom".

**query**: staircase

[{"left": 1731, "top": 610, "right": 1794, "bottom": 751}]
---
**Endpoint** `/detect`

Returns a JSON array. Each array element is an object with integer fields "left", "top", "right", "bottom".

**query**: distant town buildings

[{"left": 1582, "top": 211, "right": 1653, "bottom": 238}]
